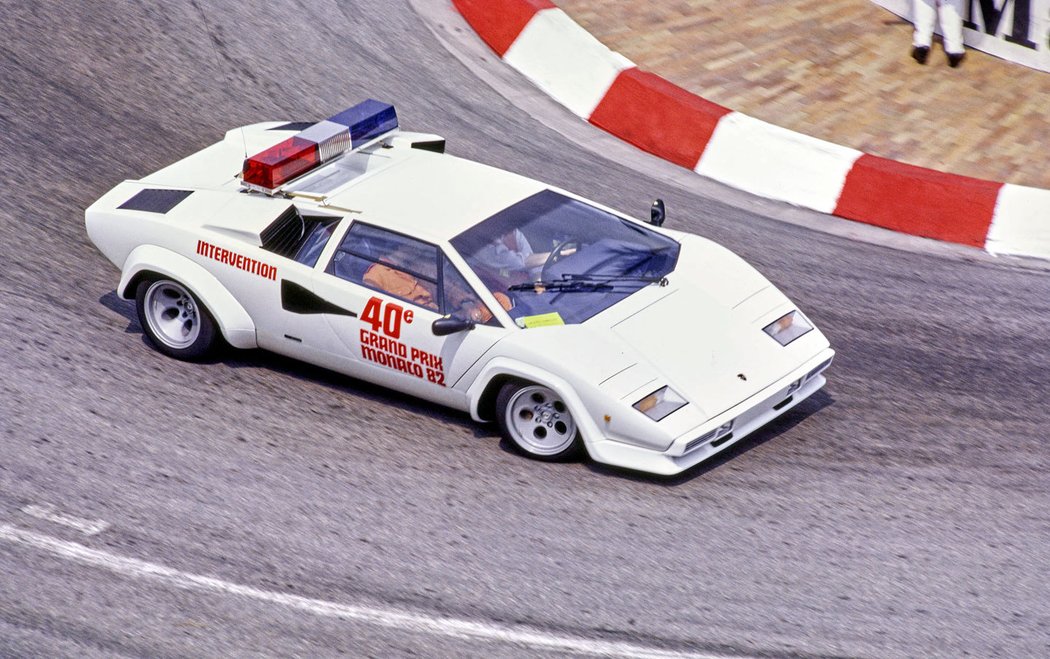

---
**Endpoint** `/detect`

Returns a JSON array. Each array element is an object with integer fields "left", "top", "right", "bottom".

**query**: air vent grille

[
  {"left": 118, "top": 189, "right": 193, "bottom": 214},
  {"left": 269, "top": 122, "right": 315, "bottom": 131},
  {"left": 261, "top": 207, "right": 306, "bottom": 259}
]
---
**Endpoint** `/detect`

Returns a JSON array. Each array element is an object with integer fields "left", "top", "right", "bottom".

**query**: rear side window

[{"left": 293, "top": 220, "right": 339, "bottom": 266}]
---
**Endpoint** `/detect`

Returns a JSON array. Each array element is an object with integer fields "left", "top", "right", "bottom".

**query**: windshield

[{"left": 451, "top": 190, "right": 680, "bottom": 325}]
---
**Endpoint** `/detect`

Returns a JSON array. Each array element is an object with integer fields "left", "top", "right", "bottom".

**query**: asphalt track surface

[{"left": 1, "top": 2, "right": 1048, "bottom": 657}]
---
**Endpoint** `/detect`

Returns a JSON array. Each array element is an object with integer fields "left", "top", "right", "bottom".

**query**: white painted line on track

[
  {"left": 0, "top": 523, "right": 745, "bottom": 659},
  {"left": 20, "top": 503, "right": 110, "bottom": 536}
]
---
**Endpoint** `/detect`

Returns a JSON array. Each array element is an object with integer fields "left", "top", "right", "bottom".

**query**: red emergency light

[{"left": 241, "top": 100, "right": 398, "bottom": 193}]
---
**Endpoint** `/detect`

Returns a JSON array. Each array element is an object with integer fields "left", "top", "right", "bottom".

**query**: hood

[{"left": 609, "top": 280, "right": 802, "bottom": 419}]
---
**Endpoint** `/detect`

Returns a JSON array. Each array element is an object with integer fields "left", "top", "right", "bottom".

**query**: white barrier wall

[
  {"left": 872, "top": 0, "right": 1050, "bottom": 72},
  {"left": 503, "top": 9, "right": 634, "bottom": 119}
]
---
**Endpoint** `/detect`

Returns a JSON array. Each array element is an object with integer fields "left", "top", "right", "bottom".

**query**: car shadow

[
  {"left": 99, "top": 290, "right": 139, "bottom": 332},
  {"left": 581, "top": 389, "right": 837, "bottom": 486},
  {"left": 222, "top": 348, "right": 478, "bottom": 423},
  {"left": 99, "top": 288, "right": 836, "bottom": 480},
  {"left": 98, "top": 290, "right": 473, "bottom": 419}
]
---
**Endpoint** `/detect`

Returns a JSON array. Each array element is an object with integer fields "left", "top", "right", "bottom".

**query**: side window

[
  {"left": 294, "top": 218, "right": 339, "bottom": 266},
  {"left": 327, "top": 223, "right": 439, "bottom": 311},
  {"left": 441, "top": 255, "right": 504, "bottom": 327}
]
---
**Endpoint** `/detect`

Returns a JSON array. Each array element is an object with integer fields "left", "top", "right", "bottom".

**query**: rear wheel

[
  {"left": 496, "top": 382, "right": 582, "bottom": 461},
  {"left": 135, "top": 278, "right": 217, "bottom": 360}
]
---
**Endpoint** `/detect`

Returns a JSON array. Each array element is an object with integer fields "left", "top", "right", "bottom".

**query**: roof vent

[{"left": 118, "top": 189, "right": 193, "bottom": 214}]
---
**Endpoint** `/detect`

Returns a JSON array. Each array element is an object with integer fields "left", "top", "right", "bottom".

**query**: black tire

[
  {"left": 495, "top": 381, "right": 582, "bottom": 461},
  {"left": 135, "top": 278, "right": 218, "bottom": 361}
]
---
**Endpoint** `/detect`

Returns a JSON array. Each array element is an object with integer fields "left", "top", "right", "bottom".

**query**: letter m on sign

[{"left": 965, "top": 0, "right": 1037, "bottom": 49}]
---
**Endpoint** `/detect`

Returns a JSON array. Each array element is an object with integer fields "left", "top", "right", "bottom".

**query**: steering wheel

[{"left": 540, "top": 238, "right": 581, "bottom": 281}]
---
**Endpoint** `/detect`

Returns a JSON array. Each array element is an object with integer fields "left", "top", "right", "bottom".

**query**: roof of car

[
  {"left": 320, "top": 148, "right": 547, "bottom": 243},
  {"left": 134, "top": 125, "right": 551, "bottom": 245}
]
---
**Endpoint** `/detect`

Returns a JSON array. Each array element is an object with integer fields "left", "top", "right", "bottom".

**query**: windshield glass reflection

[{"left": 451, "top": 190, "right": 680, "bottom": 325}]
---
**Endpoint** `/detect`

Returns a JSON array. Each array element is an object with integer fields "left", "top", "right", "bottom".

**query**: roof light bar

[
  {"left": 329, "top": 99, "right": 399, "bottom": 148},
  {"left": 241, "top": 100, "right": 399, "bottom": 193}
]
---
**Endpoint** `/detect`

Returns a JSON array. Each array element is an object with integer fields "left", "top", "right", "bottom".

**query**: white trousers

[{"left": 912, "top": 0, "right": 965, "bottom": 54}]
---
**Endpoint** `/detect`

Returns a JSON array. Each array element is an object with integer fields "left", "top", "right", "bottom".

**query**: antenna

[{"left": 240, "top": 126, "right": 248, "bottom": 160}]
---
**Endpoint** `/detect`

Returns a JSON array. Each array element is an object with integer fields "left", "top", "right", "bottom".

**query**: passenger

[
  {"left": 444, "top": 268, "right": 513, "bottom": 324},
  {"left": 363, "top": 249, "right": 438, "bottom": 310},
  {"left": 451, "top": 292, "right": 513, "bottom": 324}
]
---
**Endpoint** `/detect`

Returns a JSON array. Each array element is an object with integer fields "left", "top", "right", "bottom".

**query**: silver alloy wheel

[
  {"left": 142, "top": 280, "right": 201, "bottom": 350},
  {"left": 504, "top": 385, "right": 578, "bottom": 456}
]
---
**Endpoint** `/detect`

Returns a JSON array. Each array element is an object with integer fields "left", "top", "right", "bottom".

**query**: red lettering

[
  {"left": 426, "top": 368, "right": 446, "bottom": 387},
  {"left": 196, "top": 241, "right": 276, "bottom": 282},
  {"left": 360, "top": 328, "right": 375, "bottom": 346},
  {"left": 362, "top": 297, "right": 382, "bottom": 333},
  {"left": 383, "top": 303, "right": 403, "bottom": 339}
]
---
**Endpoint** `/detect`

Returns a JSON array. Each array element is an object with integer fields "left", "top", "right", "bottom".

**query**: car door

[
  {"left": 309, "top": 221, "right": 506, "bottom": 409},
  {"left": 247, "top": 212, "right": 358, "bottom": 368}
]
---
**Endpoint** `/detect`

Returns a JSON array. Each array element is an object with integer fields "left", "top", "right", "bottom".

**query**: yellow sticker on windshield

[{"left": 521, "top": 312, "right": 565, "bottom": 328}]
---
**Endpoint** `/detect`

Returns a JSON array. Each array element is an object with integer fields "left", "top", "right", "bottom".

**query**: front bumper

[{"left": 585, "top": 348, "right": 834, "bottom": 475}]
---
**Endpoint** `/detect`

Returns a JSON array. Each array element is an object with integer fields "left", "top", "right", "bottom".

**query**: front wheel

[
  {"left": 496, "top": 382, "right": 582, "bottom": 461},
  {"left": 135, "top": 278, "right": 218, "bottom": 361}
]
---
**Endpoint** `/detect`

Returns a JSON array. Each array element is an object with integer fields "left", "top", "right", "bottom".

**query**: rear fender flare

[{"left": 117, "top": 244, "right": 257, "bottom": 349}]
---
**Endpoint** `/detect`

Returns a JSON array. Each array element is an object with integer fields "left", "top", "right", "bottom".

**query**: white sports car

[{"left": 86, "top": 100, "right": 833, "bottom": 476}]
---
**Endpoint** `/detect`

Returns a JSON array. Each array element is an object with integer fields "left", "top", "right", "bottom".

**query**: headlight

[
  {"left": 763, "top": 310, "right": 813, "bottom": 346},
  {"left": 633, "top": 386, "right": 687, "bottom": 421}
]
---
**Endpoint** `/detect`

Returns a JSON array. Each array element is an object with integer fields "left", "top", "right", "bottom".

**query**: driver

[{"left": 472, "top": 228, "right": 546, "bottom": 283}]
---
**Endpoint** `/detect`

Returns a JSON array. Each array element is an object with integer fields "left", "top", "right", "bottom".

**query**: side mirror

[
  {"left": 650, "top": 199, "right": 665, "bottom": 227},
  {"left": 432, "top": 317, "right": 476, "bottom": 336}
]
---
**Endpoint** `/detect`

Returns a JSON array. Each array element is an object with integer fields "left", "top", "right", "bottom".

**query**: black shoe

[
  {"left": 911, "top": 46, "right": 930, "bottom": 64},
  {"left": 947, "top": 52, "right": 965, "bottom": 68}
]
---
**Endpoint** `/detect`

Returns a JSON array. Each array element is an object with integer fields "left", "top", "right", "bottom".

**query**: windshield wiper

[
  {"left": 507, "top": 279, "right": 613, "bottom": 293},
  {"left": 561, "top": 273, "right": 669, "bottom": 287},
  {"left": 507, "top": 273, "right": 668, "bottom": 293}
]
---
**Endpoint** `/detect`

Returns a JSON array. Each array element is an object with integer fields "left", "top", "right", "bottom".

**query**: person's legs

[
  {"left": 939, "top": 0, "right": 965, "bottom": 55},
  {"left": 912, "top": 0, "right": 937, "bottom": 47}
]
